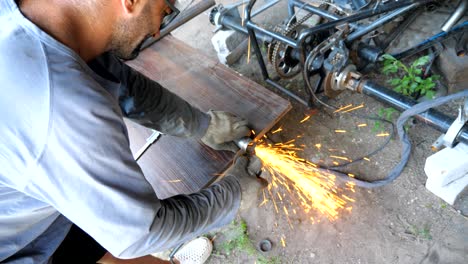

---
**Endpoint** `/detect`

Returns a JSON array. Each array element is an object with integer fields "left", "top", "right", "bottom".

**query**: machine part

[
  {"left": 134, "top": 130, "right": 162, "bottom": 161},
  {"left": 142, "top": 0, "right": 215, "bottom": 49},
  {"left": 326, "top": 64, "right": 362, "bottom": 94},
  {"left": 323, "top": 40, "right": 349, "bottom": 72},
  {"left": 210, "top": 0, "right": 437, "bottom": 106},
  {"left": 442, "top": 101, "right": 468, "bottom": 147},
  {"left": 271, "top": 23, "right": 321, "bottom": 79},
  {"left": 357, "top": 42, "right": 382, "bottom": 63},
  {"left": 441, "top": 0, "right": 467, "bottom": 32}
]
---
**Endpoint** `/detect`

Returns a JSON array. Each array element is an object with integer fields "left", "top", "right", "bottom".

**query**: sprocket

[{"left": 268, "top": 13, "right": 325, "bottom": 79}]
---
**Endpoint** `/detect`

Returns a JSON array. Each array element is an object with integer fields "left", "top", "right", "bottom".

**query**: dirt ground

[{"left": 171, "top": 1, "right": 467, "bottom": 263}]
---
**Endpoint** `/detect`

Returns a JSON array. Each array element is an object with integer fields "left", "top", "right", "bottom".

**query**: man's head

[
  {"left": 109, "top": 0, "right": 177, "bottom": 60},
  {"left": 19, "top": 0, "right": 181, "bottom": 61}
]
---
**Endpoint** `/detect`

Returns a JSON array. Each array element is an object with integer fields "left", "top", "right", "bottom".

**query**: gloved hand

[
  {"left": 224, "top": 156, "right": 267, "bottom": 212},
  {"left": 201, "top": 110, "right": 251, "bottom": 152}
]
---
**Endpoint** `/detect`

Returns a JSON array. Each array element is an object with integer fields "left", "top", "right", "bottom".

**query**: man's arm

[
  {"left": 89, "top": 53, "right": 210, "bottom": 138},
  {"left": 25, "top": 77, "right": 241, "bottom": 258}
]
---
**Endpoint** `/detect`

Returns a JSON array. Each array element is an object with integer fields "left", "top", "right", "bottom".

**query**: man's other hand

[{"left": 201, "top": 110, "right": 250, "bottom": 152}]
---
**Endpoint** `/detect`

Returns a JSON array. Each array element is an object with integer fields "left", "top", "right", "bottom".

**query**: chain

[{"left": 269, "top": 12, "right": 315, "bottom": 78}]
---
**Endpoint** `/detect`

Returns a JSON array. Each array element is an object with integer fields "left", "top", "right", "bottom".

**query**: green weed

[{"left": 381, "top": 54, "right": 439, "bottom": 99}]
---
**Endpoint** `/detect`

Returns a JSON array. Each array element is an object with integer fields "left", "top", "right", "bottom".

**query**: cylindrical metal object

[
  {"left": 357, "top": 42, "right": 383, "bottom": 62},
  {"left": 142, "top": 0, "right": 215, "bottom": 49},
  {"left": 358, "top": 80, "right": 468, "bottom": 145},
  {"left": 234, "top": 137, "right": 253, "bottom": 153},
  {"left": 346, "top": 3, "right": 419, "bottom": 42},
  {"left": 220, "top": 15, "right": 273, "bottom": 43},
  {"left": 442, "top": 0, "right": 467, "bottom": 32}
]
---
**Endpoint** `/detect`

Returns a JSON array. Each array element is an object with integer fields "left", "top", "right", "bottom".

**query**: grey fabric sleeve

[{"left": 89, "top": 53, "right": 210, "bottom": 138}]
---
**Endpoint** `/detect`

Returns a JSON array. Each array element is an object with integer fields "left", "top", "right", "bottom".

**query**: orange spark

[
  {"left": 334, "top": 104, "right": 353, "bottom": 113},
  {"left": 357, "top": 123, "right": 367, "bottom": 127},
  {"left": 341, "top": 103, "right": 364, "bottom": 113},
  {"left": 271, "top": 127, "right": 283, "bottom": 134},
  {"left": 280, "top": 236, "right": 286, "bottom": 247},
  {"left": 255, "top": 143, "right": 355, "bottom": 221},
  {"left": 376, "top": 132, "right": 390, "bottom": 137},
  {"left": 259, "top": 190, "right": 268, "bottom": 207},
  {"left": 335, "top": 130, "right": 347, "bottom": 133},
  {"left": 347, "top": 173, "right": 355, "bottom": 178},
  {"left": 300, "top": 115, "right": 311, "bottom": 123},
  {"left": 330, "top": 155, "right": 350, "bottom": 161},
  {"left": 315, "top": 143, "right": 322, "bottom": 149},
  {"left": 363, "top": 157, "right": 370, "bottom": 161}
]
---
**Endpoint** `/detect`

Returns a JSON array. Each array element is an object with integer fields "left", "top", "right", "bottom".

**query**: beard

[
  {"left": 117, "top": 34, "right": 152, "bottom": 61},
  {"left": 109, "top": 8, "right": 154, "bottom": 61}
]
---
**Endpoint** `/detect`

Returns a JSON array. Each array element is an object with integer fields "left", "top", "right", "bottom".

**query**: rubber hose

[{"left": 332, "top": 89, "right": 468, "bottom": 188}]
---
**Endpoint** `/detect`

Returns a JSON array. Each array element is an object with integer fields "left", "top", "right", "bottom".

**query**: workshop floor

[{"left": 172, "top": 1, "right": 467, "bottom": 263}]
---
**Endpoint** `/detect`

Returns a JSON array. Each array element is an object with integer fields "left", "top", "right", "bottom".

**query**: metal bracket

[{"left": 440, "top": 97, "right": 468, "bottom": 148}]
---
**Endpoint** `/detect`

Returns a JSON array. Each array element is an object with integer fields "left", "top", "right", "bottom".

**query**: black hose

[{"left": 331, "top": 90, "right": 468, "bottom": 188}]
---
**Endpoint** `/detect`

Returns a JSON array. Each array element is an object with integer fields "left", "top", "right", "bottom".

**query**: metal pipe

[
  {"left": 346, "top": 3, "right": 419, "bottom": 42},
  {"left": 219, "top": 14, "right": 272, "bottom": 43},
  {"left": 142, "top": 0, "right": 215, "bottom": 49},
  {"left": 359, "top": 80, "right": 468, "bottom": 145},
  {"left": 442, "top": 0, "right": 467, "bottom": 32}
]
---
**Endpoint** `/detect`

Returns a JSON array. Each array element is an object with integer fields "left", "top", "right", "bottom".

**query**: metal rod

[
  {"left": 360, "top": 80, "right": 468, "bottom": 145},
  {"left": 442, "top": 0, "right": 467, "bottom": 32},
  {"left": 142, "top": 0, "right": 215, "bottom": 49},
  {"left": 346, "top": 3, "right": 419, "bottom": 42}
]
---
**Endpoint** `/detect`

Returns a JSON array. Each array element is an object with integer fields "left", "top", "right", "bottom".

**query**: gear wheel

[{"left": 268, "top": 13, "right": 324, "bottom": 79}]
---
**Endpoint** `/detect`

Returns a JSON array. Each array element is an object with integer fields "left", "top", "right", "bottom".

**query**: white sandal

[{"left": 172, "top": 237, "right": 213, "bottom": 264}]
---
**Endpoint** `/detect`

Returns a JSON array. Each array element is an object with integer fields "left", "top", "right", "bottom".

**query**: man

[{"left": 0, "top": 0, "right": 262, "bottom": 263}]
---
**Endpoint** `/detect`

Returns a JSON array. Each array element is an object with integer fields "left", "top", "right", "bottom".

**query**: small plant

[
  {"left": 373, "top": 107, "right": 397, "bottom": 132},
  {"left": 381, "top": 54, "right": 439, "bottom": 99},
  {"left": 217, "top": 220, "right": 256, "bottom": 256}
]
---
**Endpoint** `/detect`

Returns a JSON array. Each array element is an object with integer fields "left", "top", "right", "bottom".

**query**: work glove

[
  {"left": 224, "top": 156, "right": 267, "bottom": 213},
  {"left": 201, "top": 110, "right": 251, "bottom": 152}
]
